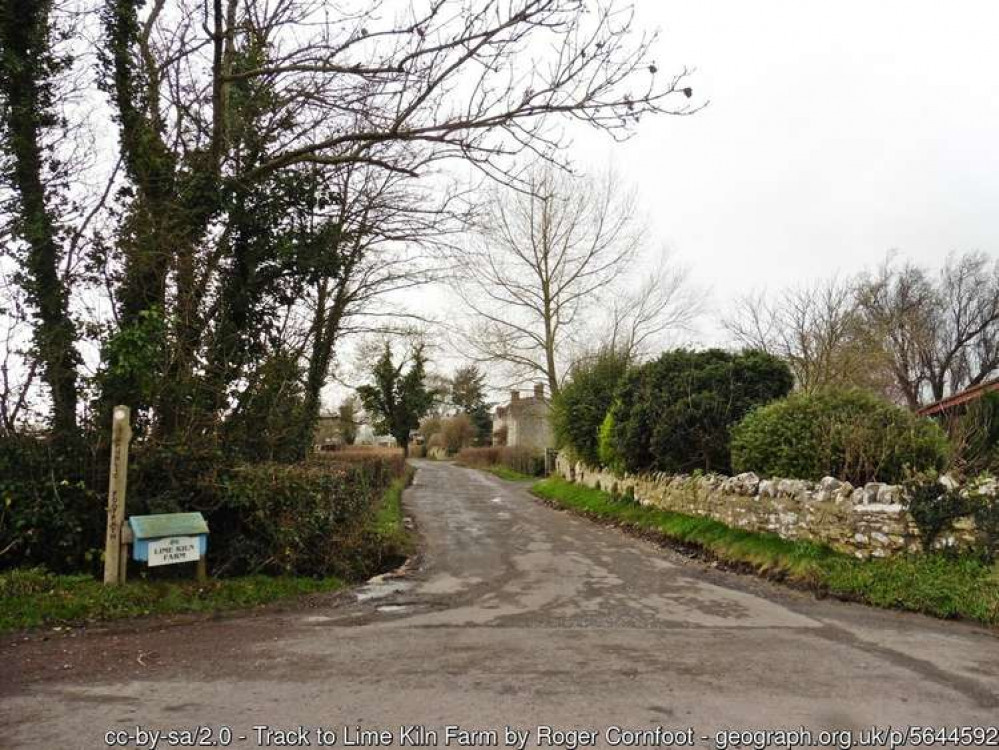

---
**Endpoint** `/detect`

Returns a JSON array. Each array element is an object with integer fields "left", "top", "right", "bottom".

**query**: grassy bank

[
  {"left": 370, "top": 465, "right": 417, "bottom": 556},
  {"left": 532, "top": 477, "right": 999, "bottom": 626},
  {"left": 2, "top": 465, "right": 420, "bottom": 634},
  {"left": 0, "top": 568, "right": 343, "bottom": 632},
  {"left": 483, "top": 465, "right": 535, "bottom": 482}
]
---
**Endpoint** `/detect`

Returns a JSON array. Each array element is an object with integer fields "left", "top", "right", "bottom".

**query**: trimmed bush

[
  {"left": 551, "top": 350, "right": 630, "bottom": 465},
  {"left": 607, "top": 349, "right": 793, "bottom": 475},
  {"left": 199, "top": 458, "right": 402, "bottom": 579},
  {"left": 456, "top": 446, "right": 546, "bottom": 477},
  {"left": 731, "top": 388, "right": 950, "bottom": 484}
]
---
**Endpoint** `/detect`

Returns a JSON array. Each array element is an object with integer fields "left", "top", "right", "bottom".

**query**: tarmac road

[{"left": 2, "top": 459, "right": 998, "bottom": 749}]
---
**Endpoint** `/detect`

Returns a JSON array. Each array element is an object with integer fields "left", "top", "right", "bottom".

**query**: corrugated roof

[{"left": 917, "top": 376, "right": 999, "bottom": 417}]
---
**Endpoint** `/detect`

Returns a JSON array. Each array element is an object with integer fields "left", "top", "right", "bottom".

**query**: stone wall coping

[
  {"left": 555, "top": 452, "right": 981, "bottom": 558},
  {"left": 561, "top": 455, "right": 975, "bottom": 515}
]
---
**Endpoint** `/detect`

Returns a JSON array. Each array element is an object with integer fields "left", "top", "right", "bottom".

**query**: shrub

[
  {"left": 0, "top": 434, "right": 105, "bottom": 574},
  {"left": 947, "top": 391, "right": 999, "bottom": 474},
  {"left": 964, "top": 475, "right": 999, "bottom": 563},
  {"left": 441, "top": 414, "right": 476, "bottom": 454},
  {"left": 419, "top": 416, "right": 443, "bottom": 445},
  {"left": 903, "top": 471, "right": 971, "bottom": 552},
  {"left": 731, "top": 388, "right": 950, "bottom": 484},
  {"left": 607, "top": 349, "right": 793, "bottom": 475},
  {"left": 197, "top": 454, "right": 406, "bottom": 578},
  {"left": 1, "top": 430, "right": 407, "bottom": 580},
  {"left": 313, "top": 446, "right": 406, "bottom": 475},
  {"left": 597, "top": 412, "right": 623, "bottom": 473},
  {"left": 456, "top": 446, "right": 546, "bottom": 477},
  {"left": 551, "top": 349, "right": 630, "bottom": 465}
]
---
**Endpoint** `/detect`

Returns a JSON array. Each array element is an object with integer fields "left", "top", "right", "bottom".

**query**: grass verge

[
  {"left": 370, "top": 465, "right": 417, "bottom": 555},
  {"left": 0, "top": 568, "right": 343, "bottom": 633},
  {"left": 1, "top": 467, "right": 420, "bottom": 634},
  {"left": 455, "top": 460, "right": 539, "bottom": 482},
  {"left": 532, "top": 476, "right": 999, "bottom": 627},
  {"left": 483, "top": 464, "right": 536, "bottom": 482}
]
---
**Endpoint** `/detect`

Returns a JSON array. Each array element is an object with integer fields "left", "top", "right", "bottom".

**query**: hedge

[
  {"left": 0, "top": 434, "right": 105, "bottom": 574},
  {"left": 1, "top": 433, "right": 406, "bottom": 580},
  {"left": 200, "top": 454, "right": 406, "bottom": 578},
  {"left": 730, "top": 388, "right": 950, "bottom": 484},
  {"left": 456, "top": 446, "right": 546, "bottom": 477},
  {"left": 607, "top": 349, "right": 793, "bottom": 474},
  {"left": 551, "top": 350, "right": 630, "bottom": 465}
]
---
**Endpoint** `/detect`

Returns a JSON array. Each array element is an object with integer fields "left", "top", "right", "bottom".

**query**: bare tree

[
  {"left": 724, "top": 277, "right": 881, "bottom": 393},
  {"left": 0, "top": 0, "right": 699, "bottom": 446},
  {"left": 599, "top": 253, "right": 698, "bottom": 362},
  {"left": 857, "top": 252, "right": 999, "bottom": 407},
  {"left": 456, "top": 165, "right": 648, "bottom": 394}
]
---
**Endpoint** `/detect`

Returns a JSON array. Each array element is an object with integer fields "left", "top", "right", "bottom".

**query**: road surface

[{"left": 2, "top": 459, "right": 998, "bottom": 749}]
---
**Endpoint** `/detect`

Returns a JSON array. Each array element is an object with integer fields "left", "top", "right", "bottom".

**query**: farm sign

[
  {"left": 147, "top": 536, "right": 201, "bottom": 566},
  {"left": 128, "top": 512, "right": 209, "bottom": 577}
]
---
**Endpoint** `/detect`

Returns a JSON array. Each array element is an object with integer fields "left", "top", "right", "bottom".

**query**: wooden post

[
  {"left": 103, "top": 406, "right": 132, "bottom": 585},
  {"left": 197, "top": 556, "right": 207, "bottom": 583}
]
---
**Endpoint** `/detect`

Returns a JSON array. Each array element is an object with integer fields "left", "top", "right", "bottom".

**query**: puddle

[
  {"left": 376, "top": 604, "right": 412, "bottom": 614},
  {"left": 355, "top": 579, "right": 412, "bottom": 602},
  {"left": 301, "top": 615, "right": 335, "bottom": 624}
]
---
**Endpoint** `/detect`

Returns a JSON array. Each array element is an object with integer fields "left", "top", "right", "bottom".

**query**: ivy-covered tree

[
  {"left": 357, "top": 344, "right": 434, "bottom": 456},
  {"left": 3, "top": 0, "right": 697, "bottom": 448},
  {"left": 0, "top": 0, "right": 80, "bottom": 434}
]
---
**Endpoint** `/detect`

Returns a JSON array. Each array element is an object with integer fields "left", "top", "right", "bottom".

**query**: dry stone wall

[{"left": 555, "top": 454, "right": 978, "bottom": 558}]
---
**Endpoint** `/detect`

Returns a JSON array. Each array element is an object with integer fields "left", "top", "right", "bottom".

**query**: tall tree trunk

[
  {"left": 0, "top": 0, "right": 80, "bottom": 434},
  {"left": 295, "top": 279, "right": 350, "bottom": 460},
  {"left": 103, "top": 0, "right": 222, "bottom": 436}
]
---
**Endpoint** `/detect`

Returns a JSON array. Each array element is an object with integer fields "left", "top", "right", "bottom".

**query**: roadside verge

[
  {"left": 0, "top": 466, "right": 419, "bottom": 634},
  {"left": 531, "top": 476, "right": 999, "bottom": 627}
]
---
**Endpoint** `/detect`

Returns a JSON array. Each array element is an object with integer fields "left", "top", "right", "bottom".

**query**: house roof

[{"left": 916, "top": 376, "right": 999, "bottom": 417}]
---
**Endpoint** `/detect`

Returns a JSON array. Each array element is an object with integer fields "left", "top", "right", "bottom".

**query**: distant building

[
  {"left": 917, "top": 377, "right": 999, "bottom": 419},
  {"left": 314, "top": 414, "right": 344, "bottom": 452},
  {"left": 492, "top": 383, "right": 553, "bottom": 450},
  {"left": 353, "top": 424, "right": 397, "bottom": 447}
]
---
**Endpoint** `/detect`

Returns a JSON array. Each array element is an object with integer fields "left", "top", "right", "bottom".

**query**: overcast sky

[{"left": 560, "top": 0, "right": 999, "bottom": 338}]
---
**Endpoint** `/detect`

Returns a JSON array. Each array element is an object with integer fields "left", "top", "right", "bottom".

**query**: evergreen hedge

[
  {"left": 551, "top": 350, "right": 630, "bottom": 465},
  {"left": 731, "top": 388, "right": 950, "bottom": 484},
  {"left": 607, "top": 349, "right": 792, "bottom": 475}
]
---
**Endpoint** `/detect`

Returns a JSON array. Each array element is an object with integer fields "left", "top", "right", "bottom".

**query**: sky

[{"left": 559, "top": 0, "right": 999, "bottom": 339}]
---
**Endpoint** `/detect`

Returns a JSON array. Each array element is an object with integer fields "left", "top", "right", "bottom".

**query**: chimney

[
  {"left": 510, "top": 390, "right": 519, "bottom": 402},
  {"left": 534, "top": 383, "right": 545, "bottom": 399}
]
